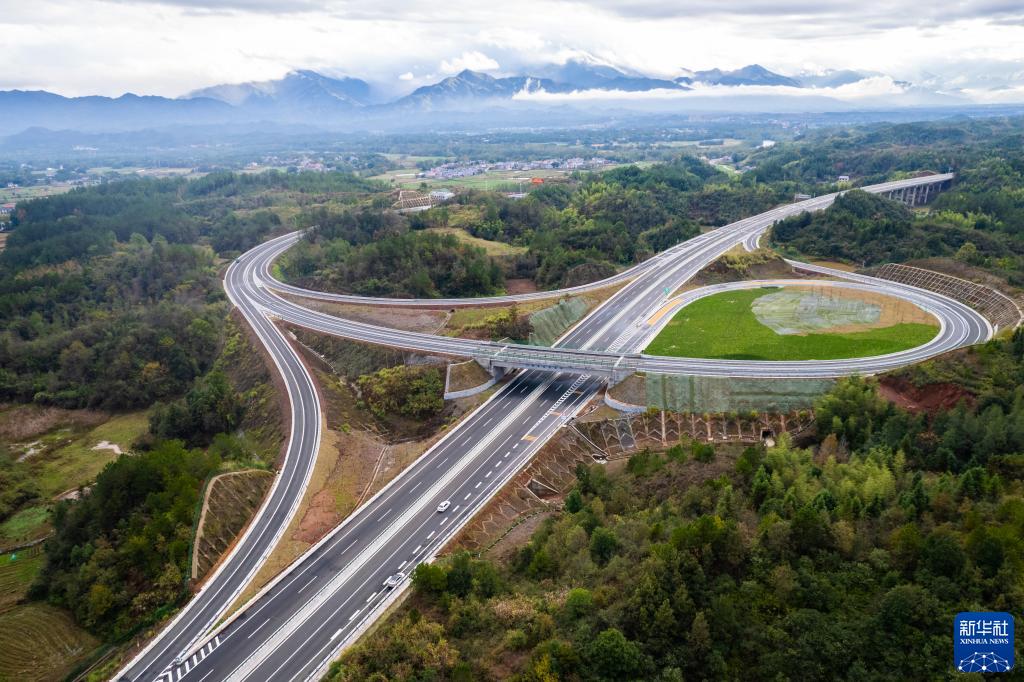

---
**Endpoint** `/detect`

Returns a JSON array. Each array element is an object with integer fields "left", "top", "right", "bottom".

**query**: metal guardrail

[
  {"left": 473, "top": 344, "right": 641, "bottom": 377},
  {"left": 873, "top": 263, "right": 1023, "bottom": 332}
]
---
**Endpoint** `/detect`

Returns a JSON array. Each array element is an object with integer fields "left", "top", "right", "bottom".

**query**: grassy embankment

[
  {"left": 646, "top": 288, "right": 938, "bottom": 361},
  {"left": 423, "top": 227, "right": 527, "bottom": 257}
]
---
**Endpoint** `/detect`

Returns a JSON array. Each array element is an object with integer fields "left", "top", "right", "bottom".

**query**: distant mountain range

[
  {"left": 0, "top": 60, "right": 998, "bottom": 135},
  {"left": 677, "top": 64, "right": 801, "bottom": 88},
  {"left": 187, "top": 69, "right": 374, "bottom": 111}
]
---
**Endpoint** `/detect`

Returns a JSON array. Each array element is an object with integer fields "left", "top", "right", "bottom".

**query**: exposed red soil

[
  {"left": 292, "top": 488, "right": 342, "bottom": 544},
  {"left": 878, "top": 375, "right": 973, "bottom": 414}
]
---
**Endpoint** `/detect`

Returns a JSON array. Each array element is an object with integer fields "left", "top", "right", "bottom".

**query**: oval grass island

[{"left": 644, "top": 284, "right": 940, "bottom": 361}]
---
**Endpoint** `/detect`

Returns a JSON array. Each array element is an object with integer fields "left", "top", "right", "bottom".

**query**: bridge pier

[{"left": 884, "top": 178, "right": 949, "bottom": 207}]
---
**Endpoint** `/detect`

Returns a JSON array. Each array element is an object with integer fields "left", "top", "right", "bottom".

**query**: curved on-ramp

[
  {"left": 116, "top": 172, "right": 979, "bottom": 682},
  {"left": 236, "top": 227, "right": 989, "bottom": 379},
  {"left": 634, "top": 274, "right": 991, "bottom": 378}
]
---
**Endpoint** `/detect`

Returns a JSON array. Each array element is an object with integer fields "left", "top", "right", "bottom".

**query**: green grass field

[
  {"left": 33, "top": 411, "right": 149, "bottom": 499},
  {"left": 0, "top": 506, "right": 51, "bottom": 547},
  {"left": 424, "top": 227, "right": 527, "bottom": 256},
  {"left": 645, "top": 288, "right": 938, "bottom": 361}
]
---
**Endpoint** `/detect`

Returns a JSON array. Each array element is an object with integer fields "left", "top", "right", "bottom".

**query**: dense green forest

[
  {"left": 0, "top": 170, "right": 379, "bottom": 653},
  {"left": 330, "top": 330, "right": 1024, "bottom": 682},
  {"left": 284, "top": 225, "right": 506, "bottom": 297},
  {"left": 760, "top": 119, "right": 1024, "bottom": 282},
  {"left": 357, "top": 365, "right": 445, "bottom": 419},
  {"left": 770, "top": 188, "right": 1024, "bottom": 271},
  {"left": 281, "top": 156, "right": 804, "bottom": 293},
  {"left": 0, "top": 170, "right": 376, "bottom": 408},
  {"left": 32, "top": 439, "right": 222, "bottom": 637}
]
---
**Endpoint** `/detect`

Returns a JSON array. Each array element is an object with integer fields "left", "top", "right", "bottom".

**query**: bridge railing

[{"left": 473, "top": 345, "right": 642, "bottom": 377}]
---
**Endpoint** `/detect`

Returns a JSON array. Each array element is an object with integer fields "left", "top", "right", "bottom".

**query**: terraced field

[
  {"left": 0, "top": 602, "right": 99, "bottom": 681},
  {"left": 0, "top": 546, "right": 100, "bottom": 681},
  {"left": 0, "top": 544, "right": 44, "bottom": 611}
]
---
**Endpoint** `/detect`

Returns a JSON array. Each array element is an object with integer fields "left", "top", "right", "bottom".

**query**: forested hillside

[
  {"left": 0, "top": 171, "right": 375, "bottom": 408},
  {"left": 32, "top": 441, "right": 221, "bottom": 637},
  {"left": 330, "top": 330, "right": 1024, "bottom": 682},
  {"left": 0, "top": 170, "right": 379, "bottom": 664},
  {"left": 759, "top": 119, "right": 1024, "bottom": 283},
  {"left": 282, "top": 156, "right": 803, "bottom": 293},
  {"left": 770, "top": 189, "right": 1017, "bottom": 266},
  {"left": 284, "top": 223, "right": 506, "bottom": 297}
]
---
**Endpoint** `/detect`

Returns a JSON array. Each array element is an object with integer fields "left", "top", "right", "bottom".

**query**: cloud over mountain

[{"left": 0, "top": 58, "right": 997, "bottom": 137}]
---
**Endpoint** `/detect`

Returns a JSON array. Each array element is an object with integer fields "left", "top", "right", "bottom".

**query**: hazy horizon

[{"left": 3, "top": 0, "right": 1022, "bottom": 103}]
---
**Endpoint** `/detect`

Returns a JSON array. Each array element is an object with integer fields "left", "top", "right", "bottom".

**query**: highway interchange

[{"left": 117, "top": 172, "right": 983, "bottom": 681}]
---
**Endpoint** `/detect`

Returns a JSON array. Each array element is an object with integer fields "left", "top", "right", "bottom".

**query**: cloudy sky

[{"left": 2, "top": 0, "right": 1023, "bottom": 97}]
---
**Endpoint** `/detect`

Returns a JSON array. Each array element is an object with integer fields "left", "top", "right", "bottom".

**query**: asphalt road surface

[{"left": 116, "top": 172, "right": 970, "bottom": 682}]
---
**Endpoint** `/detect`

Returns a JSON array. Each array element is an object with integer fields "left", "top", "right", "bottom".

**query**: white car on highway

[
  {"left": 436, "top": 500, "right": 451, "bottom": 513},
  {"left": 383, "top": 572, "right": 405, "bottom": 589}
]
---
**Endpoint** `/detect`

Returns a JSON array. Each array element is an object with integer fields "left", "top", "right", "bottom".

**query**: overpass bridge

[
  {"left": 118, "top": 170, "right": 973, "bottom": 682},
  {"left": 878, "top": 175, "right": 953, "bottom": 206},
  {"left": 474, "top": 344, "right": 639, "bottom": 380}
]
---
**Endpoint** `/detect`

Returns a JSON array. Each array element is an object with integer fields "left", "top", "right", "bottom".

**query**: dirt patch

[
  {"left": 576, "top": 403, "right": 628, "bottom": 423},
  {"left": 446, "top": 360, "right": 493, "bottom": 393},
  {"left": 762, "top": 284, "right": 937, "bottom": 334},
  {"left": 878, "top": 375, "right": 973, "bottom": 414},
  {"left": 505, "top": 278, "right": 538, "bottom": 294},
  {"left": 279, "top": 294, "right": 448, "bottom": 333},
  {"left": 91, "top": 440, "right": 123, "bottom": 455},
  {"left": 808, "top": 259, "right": 858, "bottom": 272},
  {"left": 484, "top": 511, "right": 554, "bottom": 563},
  {"left": 291, "top": 427, "right": 383, "bottom": 544},
  {"left": 0, "top": 405, "right": 107, "bottom": 443},
  {"left": 607, "top": 374, "right": 645, "bottom": 406}
]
